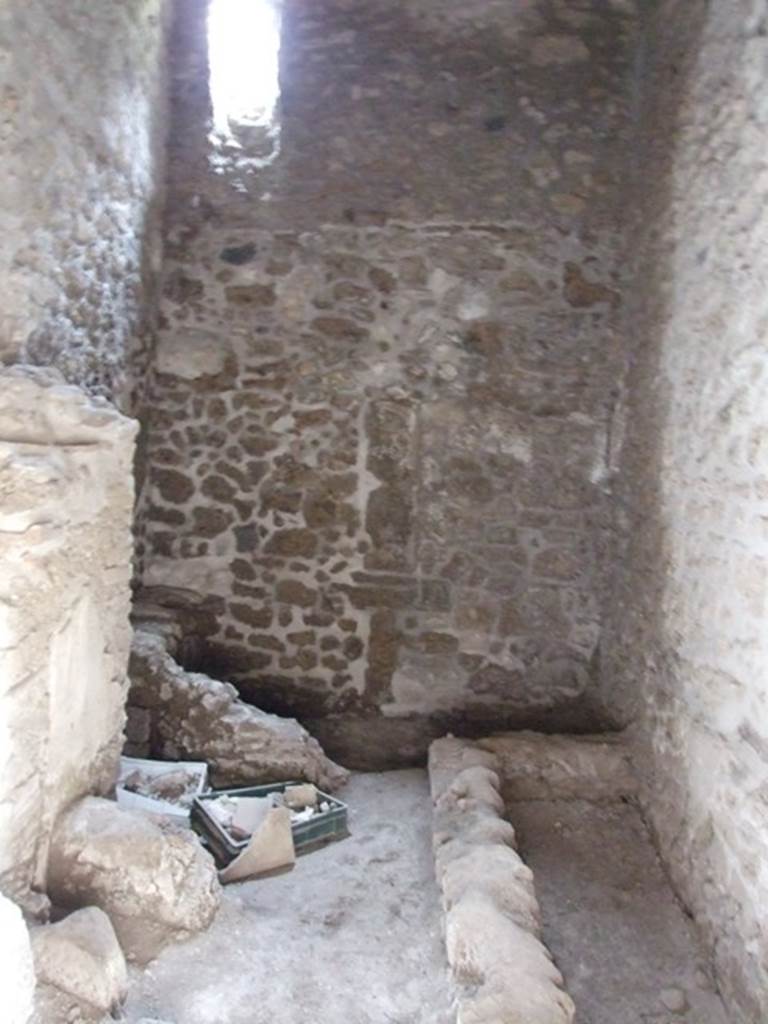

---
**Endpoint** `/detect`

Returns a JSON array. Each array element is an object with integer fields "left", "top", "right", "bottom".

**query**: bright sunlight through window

[{"left": 207, "top": 0, "right": 281, "bottom": 141}]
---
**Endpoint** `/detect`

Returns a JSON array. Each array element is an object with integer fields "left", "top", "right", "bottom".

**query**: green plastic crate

[{"left": 191, "top": 781, "right": 349, "bottom": 867}]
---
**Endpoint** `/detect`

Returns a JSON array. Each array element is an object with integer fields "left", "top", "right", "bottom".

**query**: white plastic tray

[{"left": 116, "top": 756, "right": 208, "bottom": 823}]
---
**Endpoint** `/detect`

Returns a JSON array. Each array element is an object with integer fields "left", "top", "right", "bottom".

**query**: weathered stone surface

[
  {"left": 225, "top": 283, "right": 275, "bottom": 306},
  {"left": 478, "top": 731, "right": 639, "bottom": 804},
  {"left": 46, "top": 797, "right": 221, "bottom": 964},
  {"left": 530, "top": 34, "right": 590, "bottom": 66},
  {"left": 0, "top": 0, "right": 168, "bottom": 414},
  {"left": 275, "top": 580, "right": 317, "bottom": 607},
  {"left": 429, "top": 737, "right": 575, "bottom": 1024},
  {"left": 0, "top": 894, "right": 35, "bottom": 1024},
  {"left": 1, "top": 2, "right": 762, "bottom": 1020},
  {"left": 428, "top": 738, "right": 500, "bottom": 806},
  {"left": 562, "top": 263, "right": 617, "bottom": 309},
  {"left": 128, "top": 628, "right": 349, "bottom": 791},
  {"left": 600, "top": 3, "right": 768, "bottom": 1018},
  {"left": 264, "top": 529, "right": 318, "bottom": 558},
  {"left": 448, "top": 899, "right": 575, "bottom": 1024},
  {"left": 154, "top": 468, "right": 195, "bottom": 504},
  {"left": 136, "top": 0, "right": 635, "bottom": 763},
  {"left": 0, "top": 368, "right": 137, "bottom": 900},
  {"left": 31, "top": 907, "right": 127, "bottom": 1019}
]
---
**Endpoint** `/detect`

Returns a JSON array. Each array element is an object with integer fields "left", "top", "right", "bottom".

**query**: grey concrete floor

[
  {"left": 510, "top": 799, "right": 731, "bottom": 1024},
  {"left": 124, "top": 770, "right": 454, "bottom": 1024}
]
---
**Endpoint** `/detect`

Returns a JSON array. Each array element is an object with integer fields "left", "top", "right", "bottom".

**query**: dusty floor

[
  {"left": 510, "top": 800, "right": 730, "bottom": 1024},
  {"left": 124, "top": 770, "right": 453, "bottom": 1024}
]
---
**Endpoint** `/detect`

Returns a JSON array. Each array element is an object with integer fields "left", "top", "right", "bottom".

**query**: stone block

[
  {"left": 477, "top": 731, "right": 639, "bottom": 803},
  {"left": 46, "top": 797, "right": 221, "bottom": 964},
  {"left": 31, "top": 907, "right": 127, "bottom": 1018},
  {"left": 0, "top": 894, "right": 35, "bottom": 1024}
]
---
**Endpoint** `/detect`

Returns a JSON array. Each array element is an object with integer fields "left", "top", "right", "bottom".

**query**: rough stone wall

[
  {"left": 0, "top": 0, "right": 170, "bottom": 414},
  {"left": 602, "top": 2, "right": 768, "bottom": 1019},
  {"left": 0, "top": 369, "right": 138, "bottom": 901},
  {"left": 138, "top": 0, "right": 637, "bottom": 763},
  {"left": 0, "top": 0, "right": 170, "bottom": 903}
]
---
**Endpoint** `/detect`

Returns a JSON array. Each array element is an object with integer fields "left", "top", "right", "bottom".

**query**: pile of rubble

[
  {"left": 3, "top": 627, "right": 349, "bottom": 1024},
  {"left": 127, "top": 627, "right": 349, "bottom": 792},
  {"left": 6, "top": 795, "right": 220, "bottom": 1023}
]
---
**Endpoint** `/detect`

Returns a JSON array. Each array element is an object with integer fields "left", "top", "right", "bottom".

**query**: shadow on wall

[
  {"left": 598, "top": 0, "right": 711, "bottom": 729},
  {"left": 170, "top": 622, "right": 616, "bottom": 771},
  {"left": 600, "top": 2, "right": 768, "bottom": 1020}
]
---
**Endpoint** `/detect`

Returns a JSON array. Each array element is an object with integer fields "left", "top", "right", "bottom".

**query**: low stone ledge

[
  {"left": 476, "top": 730, "right": 639, "bottom": 803},
  {"left": 429, "top": 737, "right": 575, "bottom": 1024}
]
